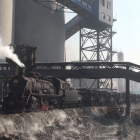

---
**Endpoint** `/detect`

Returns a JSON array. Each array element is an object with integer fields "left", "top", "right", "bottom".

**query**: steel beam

[
  {"left": 126, "top": 66, "right": 130, "bottom": 116},
  {"left": 33, "top": 68, "right": 140, "bottom": 82},
  {"left": 126, "top": 78, "right": 130, "bottom": 116}
]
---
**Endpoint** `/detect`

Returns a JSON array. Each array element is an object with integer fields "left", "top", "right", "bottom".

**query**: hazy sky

[{"left": 65, "top": 0, "right": 140, "bottom": 65}]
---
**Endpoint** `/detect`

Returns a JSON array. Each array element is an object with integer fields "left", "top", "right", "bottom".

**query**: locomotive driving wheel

[
  {"left": 29, "top": 100, "right": 39, "bottom": 112},
  {"left": 41, "top": 100, "right": 49, "bottom": 111},
  {"left": 28, "top": 97, "right": 40, "bottom": 112}
]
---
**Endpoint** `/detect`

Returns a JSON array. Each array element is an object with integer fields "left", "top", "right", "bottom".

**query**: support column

[
  {"left": 126, "top": 66, "right": 130, "bottom": 116},
  {"left": 79, "top": 29, "right": 82, "bottom": 87},
  {"left": 79, "top": 27, "right": 116, "bottom": 89},
  {"left": 0, "top": 80, "right": 2, "bottom": 103},
  {"left": 97, "top": 28, "right": 99, "bottom": 89},
  {"left": 110, "top": 27, "right": 113, "bottom": 89}
]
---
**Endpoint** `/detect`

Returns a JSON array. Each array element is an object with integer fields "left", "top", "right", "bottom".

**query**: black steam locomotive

[
  {"left": 2, "top": 44, "right": 82, "bottom": 113},
  {"left": 2, "top": 70, "right": 82, "bottom": 113}
]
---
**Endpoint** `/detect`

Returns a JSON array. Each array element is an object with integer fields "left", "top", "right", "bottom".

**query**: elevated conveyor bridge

[
  {"left": 0, "top": 62, "right": 139, "bottom": 82},
  {"left": 34, "top": 62, "right": 140, "bottom": 82}
]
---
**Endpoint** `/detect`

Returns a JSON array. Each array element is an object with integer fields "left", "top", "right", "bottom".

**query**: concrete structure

[
  {"left": 0, "top": 0, "right": 13, "bottom": 45},
  {"left": 118, "top": 52, "right": 125, "bottom": 92},
  {"left": 13, "top": 0, "right": 65, "bottom": 62}
]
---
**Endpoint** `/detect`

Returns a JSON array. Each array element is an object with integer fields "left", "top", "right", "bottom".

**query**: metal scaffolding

[{"left": 79, "top": 27, "right": 116, "bottom": 89}]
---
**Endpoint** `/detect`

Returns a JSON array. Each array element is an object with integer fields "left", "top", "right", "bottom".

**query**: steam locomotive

[
  {"left": 2, "top": 70, "right": 82, "bottom": 113},
  {"left": 0, "top": 44, "right": 79, "bottom": 113}
]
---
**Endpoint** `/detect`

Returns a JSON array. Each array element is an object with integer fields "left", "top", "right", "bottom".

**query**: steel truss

[
  {"left": 32, "top": 0, "right": 74, "bottom": 13},
  {"left": 79, "top": 27, "right": 116, "bottom": 89}
]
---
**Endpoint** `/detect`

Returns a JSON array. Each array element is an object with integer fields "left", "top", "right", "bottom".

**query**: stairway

[{"left": 65, "top": 15, "right": 84, "bottom": 40}]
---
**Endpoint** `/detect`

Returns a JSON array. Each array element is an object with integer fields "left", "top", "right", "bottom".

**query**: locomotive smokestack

[{"left": 18, "top": 67, "right": 25, "bottom": 76}]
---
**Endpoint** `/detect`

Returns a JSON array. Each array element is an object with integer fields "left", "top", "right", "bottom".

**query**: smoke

[{"left": 0, "top": 38, "right": 25, "bottom": 67}]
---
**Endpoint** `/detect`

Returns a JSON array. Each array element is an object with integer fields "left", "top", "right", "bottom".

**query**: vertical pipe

[
  {"left": 97, "top": 28, "right": 99, "bottom": 61},
  {"left": 110, "top": 27, "right": 112, "bottom": 62},
  {"left": 80, "top": 28, "right": 82, "bottom": 62},
  {"left": 97, "top": 28, "right": 99, "bottom": 89},
  {"left": 126, "top": 66, "right": 130, "bottom": 116},
  {"left": 79, "top": 28, "right": 82, "bottom": 87}
]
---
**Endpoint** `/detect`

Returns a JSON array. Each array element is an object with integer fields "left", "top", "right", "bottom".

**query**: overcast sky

[{"left": 65, "top": 0, "right": 140, "bottom": 65}]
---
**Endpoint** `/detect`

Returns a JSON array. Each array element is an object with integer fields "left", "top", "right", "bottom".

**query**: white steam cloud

[{"left": 0, "top": 38, "right": 25, "bottom": 67}]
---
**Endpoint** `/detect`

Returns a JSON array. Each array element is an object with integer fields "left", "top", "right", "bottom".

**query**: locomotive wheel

[
  {"left": 90, "top": 98, "right": 94, "bottom": 106},
  {"left": 78, "top": 101, "right": 82, "bottom": 107},
  {"left": 30, "top": 101, "right": 38, "bottom": 112},
  {"left": 22, "top": 108, "right": 26, "bottom": 113},
  {"left": 116, "top": 112, "right": 122, "bottom": 119},
  {"left": 41, "top": 100, "right": 49, "bottom": 111},
  {"left": 55, "top": 98, "right": 61, "bottom": 109}
]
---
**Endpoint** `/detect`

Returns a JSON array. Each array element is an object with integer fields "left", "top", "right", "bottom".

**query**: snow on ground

[{"left": 0, "top": 105, "right": 140, "bottom": 140}]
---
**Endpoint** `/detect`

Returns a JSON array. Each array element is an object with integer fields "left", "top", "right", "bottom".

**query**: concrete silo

[
  {"left": 13, "top": 0, "right": 65, "bottom": 62},
  {"left": 0, "top": 0, "right": 13, "bottom": 45}
]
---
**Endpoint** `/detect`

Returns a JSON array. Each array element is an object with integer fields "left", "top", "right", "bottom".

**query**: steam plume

[{"left": 0, "top": 38, "right": 25, "bottom": 67}]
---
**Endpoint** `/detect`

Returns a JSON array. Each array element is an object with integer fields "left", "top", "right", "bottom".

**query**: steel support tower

[{"left": 80, "top": 27, "right": 116, "bottom": 89}]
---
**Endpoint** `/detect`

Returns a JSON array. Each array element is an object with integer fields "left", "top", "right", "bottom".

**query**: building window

[
  {"left": 107, "top": 15, "right": 111, "bottom": 21},
  {"left": 101, "top": 0, "right": 105, "bottom": 6},
  {"left": 107, "top": 2, "right": 111, "bottom": 9},
  {"left": 102, "top": 13, "right": 105, "bottom": 19}
]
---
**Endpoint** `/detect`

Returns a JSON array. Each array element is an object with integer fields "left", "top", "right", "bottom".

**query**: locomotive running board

[{"left": 31, "top": 93, "right": 62, "bottom": 98}]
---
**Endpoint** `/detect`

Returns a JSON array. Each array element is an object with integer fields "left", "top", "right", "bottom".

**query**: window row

[
  {"left": 101, "top": 13, "right": 111, "bottom": 21},
  {"left": 100, "top": 0, "right": 111, "bottom": 10}
]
